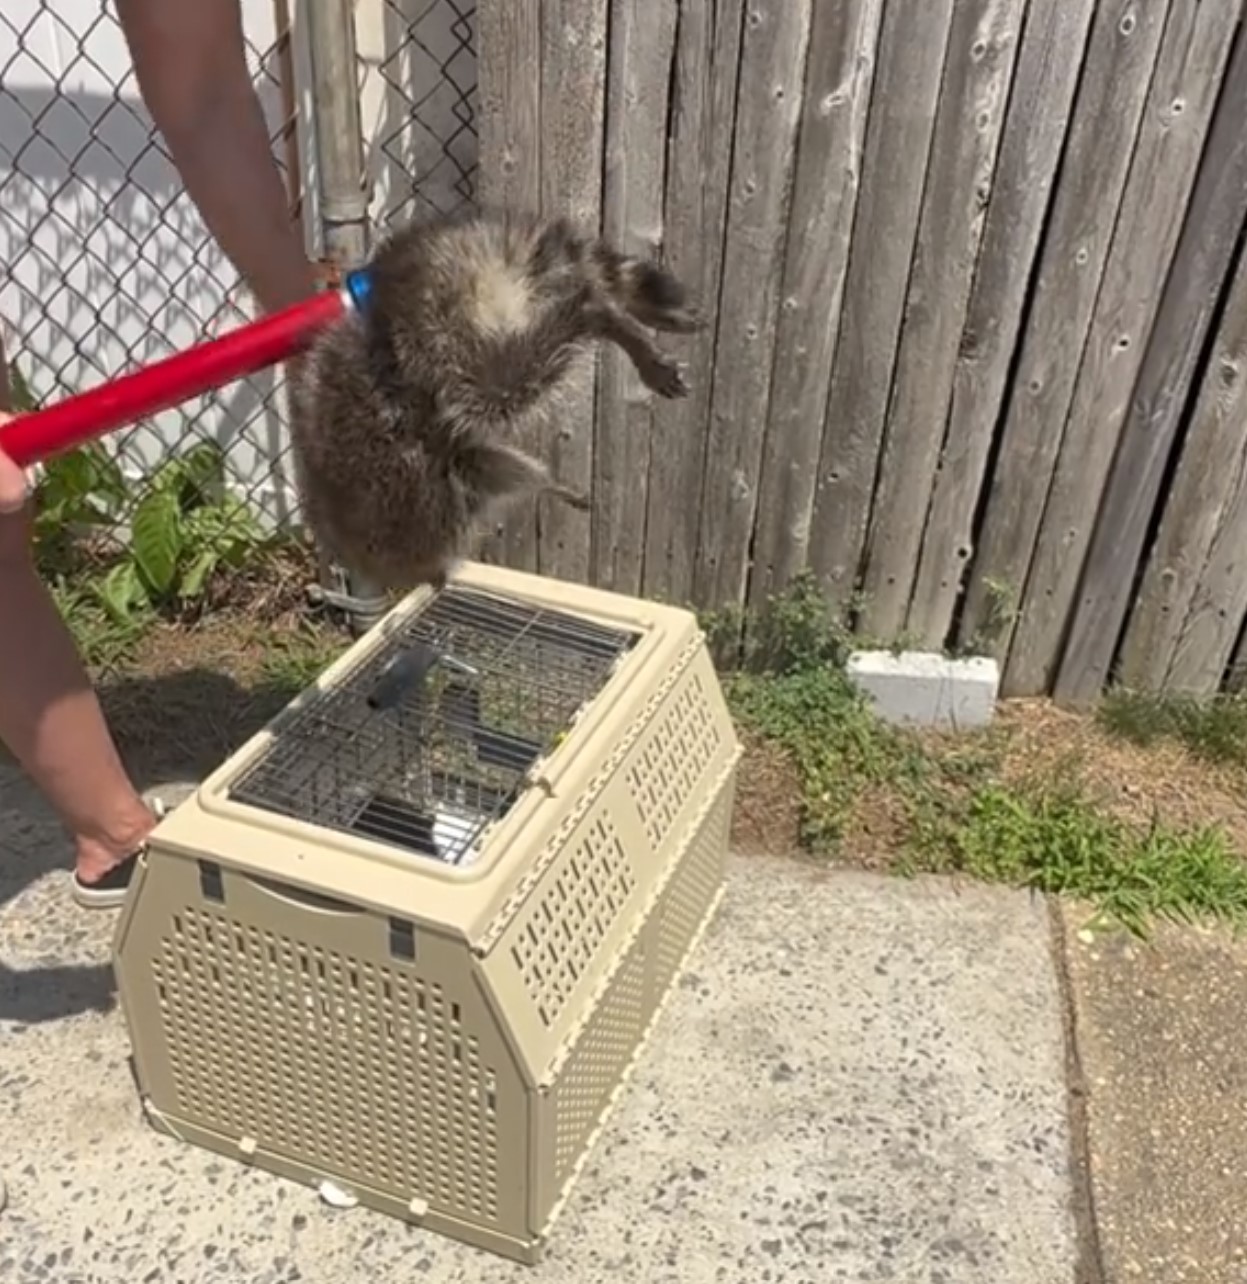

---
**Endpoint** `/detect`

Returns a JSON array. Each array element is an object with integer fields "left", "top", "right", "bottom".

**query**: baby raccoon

[{"left": 287, "top": 207, "right": 701, "bottom": 593}]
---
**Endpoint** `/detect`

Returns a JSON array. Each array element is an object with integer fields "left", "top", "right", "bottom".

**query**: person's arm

[
  {"left": 0, "top": 450, "right": 28, "bottom": 515},
  {"left": 115, "top": 0, "right": 316, "bottom": 315}
]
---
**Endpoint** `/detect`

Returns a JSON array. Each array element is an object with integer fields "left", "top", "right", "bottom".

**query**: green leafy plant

[
  {"left": 31, "top": 432, "right": 272, "bottom": 644},
  {"left": 33, "top": 442, "right": 129, "bottom": 571},
  {"left": 742, "top": 570, "right": 856, "bottom": 674},
  {"left": 126, "top": 440, "right": 267, "bottom": 609}
]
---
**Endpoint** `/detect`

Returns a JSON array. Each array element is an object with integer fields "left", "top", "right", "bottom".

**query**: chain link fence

[
  {"left": 363, "top": 0, "right": 477, "bottom": 231},
  {"left": 0, "top": 0, "right": 477, "bottom": 663}
]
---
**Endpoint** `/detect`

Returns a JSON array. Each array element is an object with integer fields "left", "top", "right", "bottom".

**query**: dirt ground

[
  {"left": 728, "top": 698, "right": 1247, "bottom": 867},
  {"left": 77, "top": 588, "right": 1247, "bottom": 871},
  {"left": 992, "top": 698, "right": 1247, "bottom": 853}
]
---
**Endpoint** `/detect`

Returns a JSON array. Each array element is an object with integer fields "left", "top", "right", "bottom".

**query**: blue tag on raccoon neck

[{"left": 344, "top": 268, "right": 374, "bottom": 316}]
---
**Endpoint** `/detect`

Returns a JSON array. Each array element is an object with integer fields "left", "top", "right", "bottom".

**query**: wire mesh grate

[{"left": 227, "top": 586, "right": 641, "bottom": 866}]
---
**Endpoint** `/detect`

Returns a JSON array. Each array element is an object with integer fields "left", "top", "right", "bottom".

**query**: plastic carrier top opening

[{"left": 226, "top": 586, "right": 641, "bottom": 867}]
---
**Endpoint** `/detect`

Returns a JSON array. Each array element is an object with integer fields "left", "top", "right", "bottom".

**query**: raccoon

[{"left": 287, "top": 208, "right": 702, "bottom": 593}]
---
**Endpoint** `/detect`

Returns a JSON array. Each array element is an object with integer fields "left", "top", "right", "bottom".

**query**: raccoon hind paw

[{"left": 624, "top": 260, "right": 704, "bottom": 334}]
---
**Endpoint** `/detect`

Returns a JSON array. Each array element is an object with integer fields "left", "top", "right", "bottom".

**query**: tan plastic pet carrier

[{"left": 112, "top": 561, "right": 741, "bottom": 1263}]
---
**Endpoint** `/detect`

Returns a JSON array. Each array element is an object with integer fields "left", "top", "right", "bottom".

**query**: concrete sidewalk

[
  {"left": 1059, "top": 905, "right": 1247, "bottom": 1284},
  {"left": 0, "top": 764, "right": 1083, "bottom": 1284}
]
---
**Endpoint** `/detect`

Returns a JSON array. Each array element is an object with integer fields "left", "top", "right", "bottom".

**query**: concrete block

[{"left": 846, "top": 649, "right": 999, "bottom": 729}]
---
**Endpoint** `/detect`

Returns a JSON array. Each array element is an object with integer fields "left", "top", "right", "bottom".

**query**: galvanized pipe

[{"left": 304, "top": 0, "right": 388, "bottom": 634}]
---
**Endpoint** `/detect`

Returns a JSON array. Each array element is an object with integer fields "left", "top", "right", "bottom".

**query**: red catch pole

[{"left": 0, "top": 287, "right": 351, "bottom": 469}]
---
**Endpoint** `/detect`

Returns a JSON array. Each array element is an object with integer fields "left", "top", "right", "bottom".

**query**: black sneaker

[{"left": 71, "top": 798, "right": 168, "bottom": 910}]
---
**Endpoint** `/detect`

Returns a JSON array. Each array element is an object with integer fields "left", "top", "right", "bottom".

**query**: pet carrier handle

[
  {"left": 244, "top": 873, "right": 363, "bottom": 916},
  {"left": 0, "top": 269, "right": 376, "bottom": 470}
]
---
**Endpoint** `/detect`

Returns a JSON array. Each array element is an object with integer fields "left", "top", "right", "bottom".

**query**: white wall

[
  {"left": 0, "top": 0, "right": 478, "bottom": 527},
  {"left": 353, "top": 0, "right": 479, "bottom": 229}
]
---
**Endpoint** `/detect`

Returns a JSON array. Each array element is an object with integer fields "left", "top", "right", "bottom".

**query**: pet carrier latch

[{"left": 198, "top": 860, "right": 225, "bottom": 903}]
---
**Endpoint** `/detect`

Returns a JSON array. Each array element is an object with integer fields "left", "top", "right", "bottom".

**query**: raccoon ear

[{"left": 460, "top": 442, "right": 552, "bottom": 502}]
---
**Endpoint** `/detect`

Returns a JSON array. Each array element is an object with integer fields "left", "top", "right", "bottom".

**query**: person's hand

[{"left": 0, "top": 412, "right": 30, "bottom": 516}]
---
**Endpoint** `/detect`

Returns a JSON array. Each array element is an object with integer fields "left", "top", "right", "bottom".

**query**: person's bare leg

[
  {"left": 0, "top": 349, "right": 155, "bottom": 889},
  {"left": 0, "top": 507, "right": 156, "bottom": 884}
]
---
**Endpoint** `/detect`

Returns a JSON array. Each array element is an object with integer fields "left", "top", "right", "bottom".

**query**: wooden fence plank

[
  {"left": 536, "top": 0, "right": 609, "bottom": 583},
  {"left": 805, "top": 0, "right": 958, "bottom": 612},
  {"left": 1058, "top": 18, "right": 1247, "bottom": 701},
  {"left": 641, "top": 0, "right": 748, "bottom": 606},
  {"left": 1229, "top": 620, "right": 1247, "bottom": 692},
  {"left": 590, "top": 0, "right": 679, "bottom": 595},
  {"left": 590, "top": 0, "right": 678, "bottom": 595},
  {"left": 1116, "top": 249, "right": 1247, "bottom": 694},
  {"left": 475, "top": 0, "right": 543, "bottom": 572},
  {"left": 1167, "top": 435, "right": 1247, "bottom": 695},
  {"left": 905, "top": 0, "right": 1098, "bottom": 649},
  {"left": 957, "top": 0, "right": 1173, "bottom": 669},
  {"left": 856, "top": 0, "right": 1027, "bottom": 641},
  {"left": 692, "top": 0, "right": 815, "bottom": 613},
  {"left": 1010, "top": 0, "right": 1241, "bottom": 700},
  {"left": 743, "top": 0, "right": 884, "bottom": 614}
]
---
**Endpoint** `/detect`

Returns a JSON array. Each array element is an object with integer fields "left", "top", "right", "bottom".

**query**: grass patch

[
  {"left": 1097, "top": 687, "right": 1247, "bottom": 769},
  {"left": 257, "top": 622, "right": 352, "bottom": 698},
  {"left": 907, "top": 780, "right": 1247, "bottom": 939},
  {"left": 714, "top": 573, "right": 929, "bottom": 849},
  {"left": 721, "top": 575, "right": 1247, "bottom": 938},
  {"left": 50, "top": 579, "right": 152, "bottom": 670},
  {"left": 725, "top": 664, "right": 929, "bottom": 850}
]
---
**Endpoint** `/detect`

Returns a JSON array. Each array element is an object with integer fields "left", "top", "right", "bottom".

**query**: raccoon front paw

[
  {"left": 643, "top": 359, "right": 690, "bottom": 399},
  {"left": 546, "top": 482, "right": 592, "bottom": 511},
  {"left": 649, "top": 305, "right": 704, "bottom": 335}
]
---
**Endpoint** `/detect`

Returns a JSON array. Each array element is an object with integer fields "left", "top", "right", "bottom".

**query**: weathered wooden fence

[{"left": 473, "top": 0, "right": 1247, "bottom": 705}]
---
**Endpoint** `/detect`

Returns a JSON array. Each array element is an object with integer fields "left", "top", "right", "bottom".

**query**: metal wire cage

[
  {"left": 227, "top": 585, "right": 640, "bottom": 867},
  {"left": 113, "top": 562, "right": 742, "bottom": 1263}
]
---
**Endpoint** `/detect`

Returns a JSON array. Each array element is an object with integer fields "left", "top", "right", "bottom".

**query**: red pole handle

[{"left": 0, "top": 287, "right": 350, "bottom": 469}]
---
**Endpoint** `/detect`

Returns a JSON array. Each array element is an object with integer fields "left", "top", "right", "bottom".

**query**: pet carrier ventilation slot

[{"left": 113, "top": 562, "right": 742, "bottom": 1264}]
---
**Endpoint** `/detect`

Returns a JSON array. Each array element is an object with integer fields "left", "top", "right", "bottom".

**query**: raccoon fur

[{"left": 287, "top": 207, "right": 702, "bottom": 593}]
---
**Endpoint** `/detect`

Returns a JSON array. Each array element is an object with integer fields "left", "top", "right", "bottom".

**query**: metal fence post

[{"left": 304, "top": 0, "right": 388, "bottom": 635}]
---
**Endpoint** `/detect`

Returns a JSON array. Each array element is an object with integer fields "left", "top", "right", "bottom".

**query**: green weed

[
  {"left": 719, "top": 574, "right": 1247, "bottom": 938},
  {"left": 726, "top": 664, "right": 925, "bottom": 849},
  {"left": 257, "top": 623, "right": 350, "bottom": 698},
  {"left": 1097, "top": 687, "right": 1247, "bottom": 769},
  {"left": 905, "top": 779, "right": 1247, "bottom": 938},
  {"left": 718, "top": 573, "right": 921, "bottom": 847},
  {"left": 16, "top": 363, "right": 284, "bottom": 649}
]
